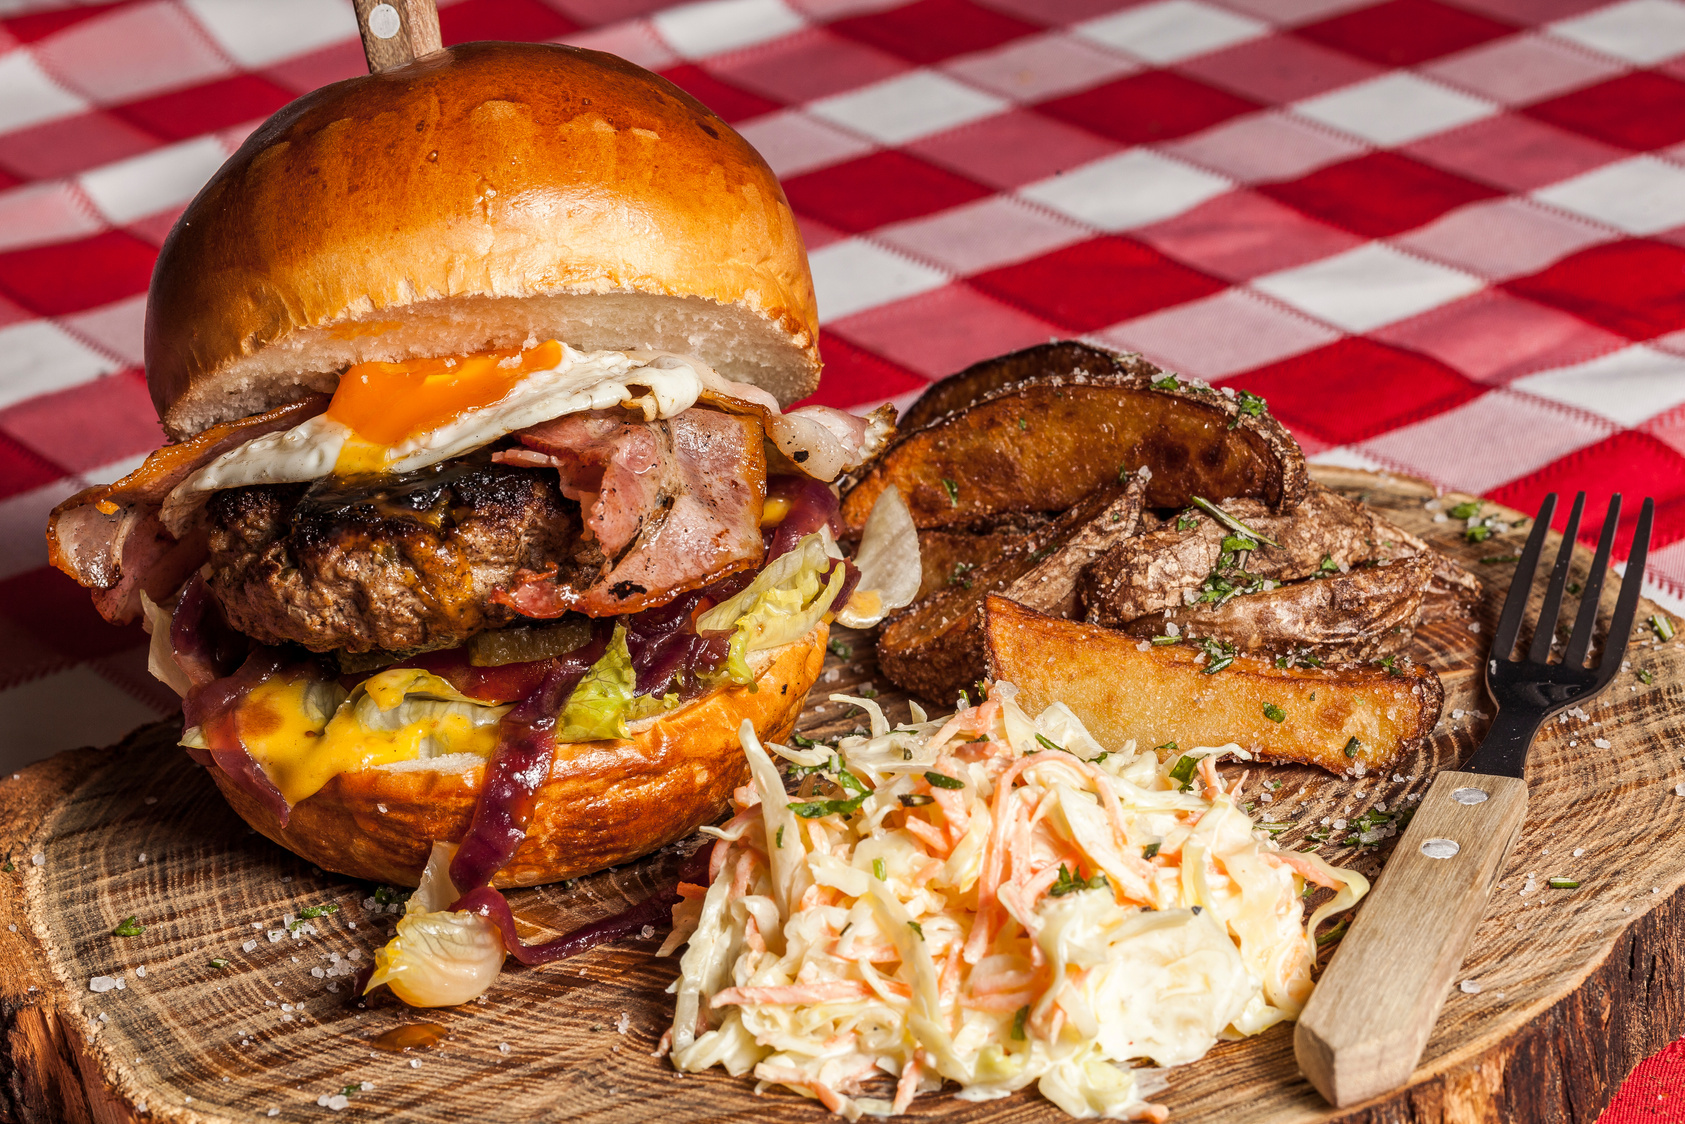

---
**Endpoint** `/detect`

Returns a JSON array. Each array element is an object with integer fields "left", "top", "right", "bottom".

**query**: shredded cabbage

[
  {"left": 662, "top": 684, "right": 1368, "bottom": 1120},
  {"left": 697, "top": 532, "right": 847, "bottom": 685}
]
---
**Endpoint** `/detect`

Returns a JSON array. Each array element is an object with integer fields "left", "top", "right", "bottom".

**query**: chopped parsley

[
  {"left": 1228, "top": 389, "right": 1268, "bottom": 429},
  {"left": 1318, "top": 555, "right": 1339, "bottom": 574},
  {"left": 1316, "top": 918, "right": 1351, "bottom": 947},
  {"left": 1033, "top": 733, "right": 1065, "bottom": 754},
  {"left": 1176, "top": 512, "right": 1200, "bottom": 532},
  {"left": 1651, "top": 615, "right": 1675, "bottom": 642},
  {"left": 1190, "top": 495, "right": 1280, "bottom": 548},
  {"left": 1449, "top": 500, "right": 1482, "bottom": 520},
  {"left": 924, "top": 770, "right": 965, "bottom": 790},
  {"left": 1263, "top": 702, "right": 1286, "bottom": 723},
  {"left": 789, "top": 793, "right": 868, "bottom": 819},
  {"left": 873, "top": 858, "right": 886, "bottom": 881},
  {"left": 789, "top": 764, "right": 872, "bottom": 818},
  {"left": 372, "top": 885, "right": 408, "bottom": 908},
  {"left": 298, "top": 902, "right": 339, "bottom": 920},
  {"left": 1142, "top": 842, "right": 1161, "bottom": 859},
  {"left": 1343, "top": 736, "right": 1362, "bottom": 759},
  {"left": 1151, "top": 635, "right": 1181, "bottom": 645},
  {"left": 1199, "top": 637, "right": 1237, "bottom": 674},
  {"left": 940, "top": 478, "right": 960, "bottom": 506},
  {"left": 1567, "top": 581, "right": 1582, "bottom": 595},
  {"left": 1017, "top": 417, "right": 1028, "bottom": 431},
  {"left": 948, "top": 562, "right": 975, "bottom": 590},
  {"left": 111, "top": 916, "right": 143, "bottom": 937},
  {"left": 906, "top": 920, "right": 925, "bottom": 940},
  {"left": 827, "top": 638, "right": 853, "bottom": 660},
  {"left": 1376, "top": 655, "right": 1403, "bottom": 677},
  {"left": 1049, "top": 864, "right": 1109, "bottom": 897},
  {"left": 1168, "top": 754, "right": 1199, "bottom": 792},
  {"left": 1547, "top": 877, "right": 1580, "bottom": 890},
  {"left": 1152, "top": 375, "right": 1180, "bottom": 390},
  {"left": 898, "top": 794, "right": 934, "bottom": 807},
  {"left": 790, "top": 732, "right": 822, "bottom": 749},
  {"left": 209, "top": 957, "right": 230, "bottom": 969},
  {"left": 1637, "top": 668, "right": 1656, "bottom": 685}
]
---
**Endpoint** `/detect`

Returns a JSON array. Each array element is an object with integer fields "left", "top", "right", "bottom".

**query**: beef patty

[{"left": 205, "top": 460, "right": 586, "bottom": 654}]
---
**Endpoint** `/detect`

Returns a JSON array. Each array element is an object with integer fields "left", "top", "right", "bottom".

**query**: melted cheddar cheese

[{"left": 238, "top": 670, "right": 506, "bottom": 806}]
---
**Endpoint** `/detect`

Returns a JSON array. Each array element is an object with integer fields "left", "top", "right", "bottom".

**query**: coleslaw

[{"left": 661, "top": 683, "right": 1368, "bottom": 1120}]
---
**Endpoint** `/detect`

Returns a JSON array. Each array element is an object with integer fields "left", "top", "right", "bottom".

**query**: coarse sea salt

[
  {"left": 1460, "top": 980, "right": 1481, "bottom": 994},
  {"left": 89, "top": 975, "right": 122, "bottom": 993}
]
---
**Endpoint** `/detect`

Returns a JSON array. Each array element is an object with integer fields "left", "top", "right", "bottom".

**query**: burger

[{"left": 45, "top": 41, "right": 917, "bottom": 1002}]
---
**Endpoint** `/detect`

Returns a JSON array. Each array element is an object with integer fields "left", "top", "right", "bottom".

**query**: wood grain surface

[{"left": 3, "top": 467, "right": 1683, "bottom": 1124}]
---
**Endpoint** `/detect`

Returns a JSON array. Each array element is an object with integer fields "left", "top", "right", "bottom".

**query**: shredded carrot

[
  {"left": 712, "top": 981, "right": 874, "bottom": 1008},
  {"left": 892, "top": 1054, "right": 921, "bottom": 1115},
  {"left": 1273, "top": 850, "right": 1341, "bottom": 889},
  {"left": 902, "top": 815, "right": 950, "bottom": 855},
  {"left": 755, "top": 1064, "right": 850, "bottom": 1114}
]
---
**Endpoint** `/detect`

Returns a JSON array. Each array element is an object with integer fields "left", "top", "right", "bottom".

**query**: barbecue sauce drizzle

[{"left": 174, "top": 476, "right": 850, "bottom": 969}]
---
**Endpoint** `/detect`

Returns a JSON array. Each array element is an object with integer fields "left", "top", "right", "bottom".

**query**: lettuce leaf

[
  {"left": 696, "top": 531, "right": 845, "bottom": 686},
  {"left": 556, "top": 624, "right": 637, "bottom": 742}
]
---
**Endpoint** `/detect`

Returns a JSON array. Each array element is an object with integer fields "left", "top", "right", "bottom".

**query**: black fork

[
  {"left": 1468, "top": 493, "right": 1654, "bottom": 777},
  {"left": 1297, "top": 492, "right": 1654, "bottom": 1107}
]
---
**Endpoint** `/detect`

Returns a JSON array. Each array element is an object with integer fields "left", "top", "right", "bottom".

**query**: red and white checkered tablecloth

[{"left": 0, "top": 0, "right": 1682, "bottom": 1111}]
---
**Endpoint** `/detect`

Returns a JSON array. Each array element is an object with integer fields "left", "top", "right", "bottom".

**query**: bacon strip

[
  {"left": 493, "top": 407, "right": 767, "bottom": 617},
  {"left": 47, "top": 396, "right": 327, "bottom": 621}
]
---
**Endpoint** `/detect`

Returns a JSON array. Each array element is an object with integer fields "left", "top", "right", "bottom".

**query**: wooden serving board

[{"left": 3, "top": 467, "right": 1683, "bottom": 1124}]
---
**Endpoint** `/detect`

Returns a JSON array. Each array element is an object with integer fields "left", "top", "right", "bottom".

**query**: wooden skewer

[{"left": 352, "top": 0, "right": 443, "bottom": 73}]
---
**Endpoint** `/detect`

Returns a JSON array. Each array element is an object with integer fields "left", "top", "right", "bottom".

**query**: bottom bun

[{"left": 209, "top": 624, "right": 828, "bottom": 887}]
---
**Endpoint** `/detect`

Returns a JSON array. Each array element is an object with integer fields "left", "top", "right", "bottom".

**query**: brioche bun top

[{"left": 146, "top": 41, "right": 821, "bottom": 440}]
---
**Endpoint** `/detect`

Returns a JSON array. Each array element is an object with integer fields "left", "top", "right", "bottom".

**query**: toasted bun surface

[
  {"left": 209, "top": 626, "right": 827, "bottom": 888},
  {"left": 148, "top": 41, "right": 820, "bottom": 440}
]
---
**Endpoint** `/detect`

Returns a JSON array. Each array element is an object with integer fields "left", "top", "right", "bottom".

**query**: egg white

[{"left": 160, "top": 345, "right": 711, "bottom": 533}]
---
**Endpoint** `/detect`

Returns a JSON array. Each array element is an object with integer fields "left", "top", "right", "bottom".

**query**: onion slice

[
  {"left": 836, "top": 485, "right": 920, "bottom": 628},
  {"left": 367, "top": 843, "right": 506, "bottom": 1008}
]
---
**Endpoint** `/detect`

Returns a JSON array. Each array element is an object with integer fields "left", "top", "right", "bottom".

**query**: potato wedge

[
  {"left": 841, "top": 352, "right": 1309, "bottom": 533},
  {"left": 983, "top": 594, "right": 1442, "bottom": 776},
  {"left": 1080, "top": 483, "right": 1473, "bottom": 627},
  {"left": 878, "top": 479, "right": 1146, "bottom": 702},
  {"left": 895, "top": 341, "right": 1120, "bottom": 434},
  {"left": 1112, "top": 556, "right": 1435, "bottom": 663},
  {"left": 916, "top": 519, "right": 1047, "bottom": 601}
]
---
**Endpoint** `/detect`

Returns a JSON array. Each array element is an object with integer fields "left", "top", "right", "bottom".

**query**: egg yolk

[{"left": 326, "top": 339, "right": 564, "bottom": 474}]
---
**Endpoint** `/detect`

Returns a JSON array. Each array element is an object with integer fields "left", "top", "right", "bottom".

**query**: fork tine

[
  {"left": 1597, "top": 497, "right": 1655, "bottom": 683},
  {"left": 1492, "top": 494, "right": 1556, "bottom": 661},
  {"left": 1527, "top": 493, "right": 1585, "bottom": 664},
  {"left": 1564, "top": 495, "right": 1621, "bottom": 667}
]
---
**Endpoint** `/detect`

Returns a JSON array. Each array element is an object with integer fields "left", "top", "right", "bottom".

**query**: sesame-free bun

[
  {"left": 208, "top": 626, "right": 827, "bottom": 888},
  {"left": 147, "top": 41, "right": 820, "bottom": 441}
]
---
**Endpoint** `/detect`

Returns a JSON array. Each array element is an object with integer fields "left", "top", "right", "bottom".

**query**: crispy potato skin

[
  {"left": 983, "top": 596, "right": 1441, "bottom": 775},
  {"left": 895, "top": 341, "right": 1120, "bottom": 434},
  {"left": 841, "top": 355, "right": 1308, "bottom": 533},
  {"left": 1114, "top": 556, "right": 1435, "bottom": 663},
  {"left": 879, "top": 484, "right": 1142, "bottom": 702},
  {"left": 208, "top": 626, "right": 827, "bottom": 888}
]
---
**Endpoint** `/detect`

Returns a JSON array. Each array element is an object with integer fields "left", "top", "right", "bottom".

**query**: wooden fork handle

[{"left": 1294, "top": 770, "right": 1528, "bottom": 1107}]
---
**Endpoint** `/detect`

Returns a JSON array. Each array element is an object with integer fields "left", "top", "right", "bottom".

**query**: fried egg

[{"left": 160, "top": 341, "right": 711, "bottom": 533}]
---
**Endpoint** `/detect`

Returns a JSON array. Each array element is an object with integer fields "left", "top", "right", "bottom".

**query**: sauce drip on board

[{"left": 372, "top": 1022, "right": 448, "bottom": 1052}]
